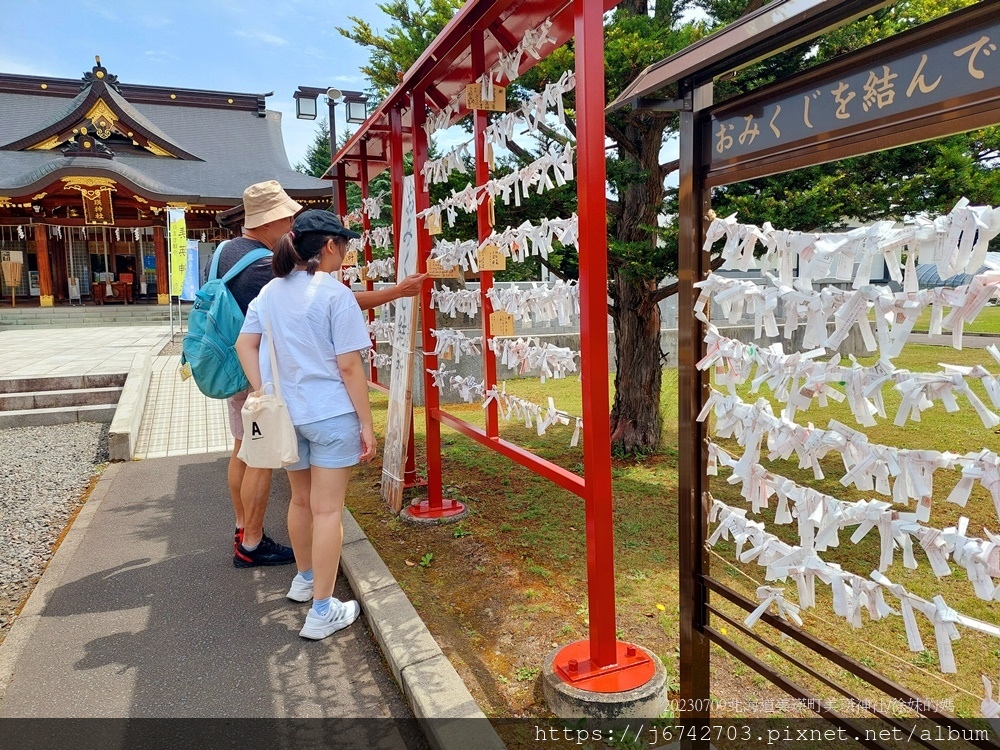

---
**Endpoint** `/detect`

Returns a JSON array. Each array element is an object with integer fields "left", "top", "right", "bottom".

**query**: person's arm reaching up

[{"left": 354, "top": 272, "right": 428, "bottom": 311}]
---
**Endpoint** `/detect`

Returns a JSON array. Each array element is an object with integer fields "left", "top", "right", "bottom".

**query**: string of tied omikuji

[
  {"left": 429, "top": 328, "right": 483, "bottom": 364},
  {"left": 361, "top": 193, "right": 387, "bottom": 221},
  {"left": 430, "top": 216, "right": 579, "bottom": 272},
  {"left": 487, "top": 336, "right": 579, "bottom": 382},
  {"left": 361, "top": 349, "right": 392, "bottom": 369},
  {"left": 695, "top": 271, "right": 1000, "bottom": 355},
  {"left": 428, "top": 279, "right": 580, "bottom": 322},
  {"left": 424, "top": 368, "right": 582, "bottom": 445},
  {"left": 705, "top": 198, "right": 1000, "bottom": 289},
  {"left": 698, "top": 389, "right": 1000, "bottom": 526},
  {"left": 417, "top": 142, "right": 574, "bottom": 229},
  {"left": 698, "top": 324, "right": 1000, "bottom": 429},
  {"left": 368, "top": 319, "right": 395, "bottom": 340},
  {"left": 484, "top": 70, "right": 576, "bottom": 151},
  {"left": 708, "top": 442, "right": 1000, "bottom": 601},
  {"left": 421, "top": 140, "right": 473, "bottom": 186},
  {"left": 341, "top": 258, "right": 396, "bottom": 285},
  {"left": 708, "top": 496, "right": 1000, "bottom": 674},
  {"left": 349, "top": 226, "right": 394, "bottom": 252},
  {"left": 476, "top": 16, "right": 556, "bottom": 101}
]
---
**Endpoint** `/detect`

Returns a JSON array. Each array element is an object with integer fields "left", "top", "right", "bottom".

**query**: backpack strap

[
  {"left": 220, "top": 246, "right": 273, "bottom": 284},
  {"left": 208, "top": 240, "right": 230, "bottom": 281}
]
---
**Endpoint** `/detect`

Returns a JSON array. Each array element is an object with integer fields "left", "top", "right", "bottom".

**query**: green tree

[
  {"left": 295, "top": 118, "right": 332, "bottom": 178},
  {"left": 338, "top": 0, "right": 464, "bottom": 100}
]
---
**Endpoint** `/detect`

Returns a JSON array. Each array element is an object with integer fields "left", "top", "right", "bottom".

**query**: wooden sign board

[
  {"left": 343, "top": 249, "right": 358, "bottom": 266},
  {"left": 381, "top": 175, "right": 421, "bottom": 513},
  {"left": 477, "top": 244, "right": 505, "bottom": 271},
  {"left": 489, "top": 311, "right": 515, "bottom": 337},
  {"left": 427, "top": 258, "right": 460, "bottom": 278},
  {"left": 466, "top": 83, "right": 506, "bottom": 112}
]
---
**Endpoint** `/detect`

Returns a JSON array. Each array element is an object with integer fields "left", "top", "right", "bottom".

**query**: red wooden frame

[{"left": 330, "top": 0, "right": 654, "bottom": 689}]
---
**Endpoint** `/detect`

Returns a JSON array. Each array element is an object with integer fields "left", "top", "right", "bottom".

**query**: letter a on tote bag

[
  {"left": 181, "top": 242, "right": 272, "bottom": 399},
  {"left": 237, "top": 296, "right": 299, "bottom": 469}
]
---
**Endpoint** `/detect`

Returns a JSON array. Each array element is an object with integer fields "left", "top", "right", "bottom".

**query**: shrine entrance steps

[{"left": 0, "top": 374, "right": 124, "bottom": 429}]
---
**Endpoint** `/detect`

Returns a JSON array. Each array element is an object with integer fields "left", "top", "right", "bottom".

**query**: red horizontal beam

[
  {"left": 368, "top": 380, "right": 389, "bottom": 395},
  {"left": 432, "top": 408, "right": 586, "bottom": 497}
]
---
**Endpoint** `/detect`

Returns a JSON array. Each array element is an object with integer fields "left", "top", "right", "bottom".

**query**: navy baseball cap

[{"left": 293, "top": 209, "right": 361, "bottom": 240}]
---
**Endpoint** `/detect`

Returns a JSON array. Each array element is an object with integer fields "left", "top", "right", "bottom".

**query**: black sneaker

[{"left": 233, "top": 533, "right": 295, "bottom": 568}]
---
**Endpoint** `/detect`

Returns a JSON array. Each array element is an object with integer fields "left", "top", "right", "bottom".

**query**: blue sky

[{"left": 2, "top": 0, "right": 391, "bottom": 169}]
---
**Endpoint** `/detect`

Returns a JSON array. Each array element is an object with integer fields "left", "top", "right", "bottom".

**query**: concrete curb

[
  {"left": 0, "top": 462, "right": 122, "bottom": 702},
  {"left": 108, "top": 352, "right": 152, "bottom": 461},
  {"left": 340, "top": 510, "right": 506, "bottom": 750}
]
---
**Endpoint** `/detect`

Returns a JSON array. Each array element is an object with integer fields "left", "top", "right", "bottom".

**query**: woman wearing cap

[{"left": 235, "top": 209, "right": 375, "bottom": 640}]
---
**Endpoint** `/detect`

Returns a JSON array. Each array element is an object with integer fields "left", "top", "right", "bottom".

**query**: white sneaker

[
  {"left": 299, "top": 599, "right": 361, "bottom": 640},
  {"left": 286, "top": 574, "right": 314, "bottom": 602}
]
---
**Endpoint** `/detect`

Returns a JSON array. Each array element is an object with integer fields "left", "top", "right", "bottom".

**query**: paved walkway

[
  {"left": 0, "top": 326, "right": 170, "bottom": 378},
  {"left": 134, "top": 355, "right": 233, "bottom": 459},
  {"left": 0, "top": 454, "right": 422, "bottom": 735}
]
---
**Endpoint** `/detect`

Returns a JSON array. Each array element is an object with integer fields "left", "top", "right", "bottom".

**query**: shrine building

[{"left": 0, "top": 57, "right": 330, "bottom": 306}]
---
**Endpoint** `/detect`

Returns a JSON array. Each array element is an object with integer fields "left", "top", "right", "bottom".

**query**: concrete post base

[
  {"left": 542, "top": 645, "right": 668, "bottom": 719},
  {"left": 399, "top": 497, "right": 469, "bottom": 526}
]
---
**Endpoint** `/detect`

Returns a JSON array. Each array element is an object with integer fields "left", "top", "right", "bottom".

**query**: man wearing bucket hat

[{"left": 220, "top": 181, "right": 426, "bottom": 569}]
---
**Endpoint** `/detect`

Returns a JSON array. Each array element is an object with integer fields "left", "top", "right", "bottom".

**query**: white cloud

[
  {"left": 139, "top": 15, "right": 172, "bottom": 29},
  {"left": 144, "top": 50, "right": 176, "bottom": 64},
  {"left": 234, "top": 29, "right": 288, "bottom": 46}
]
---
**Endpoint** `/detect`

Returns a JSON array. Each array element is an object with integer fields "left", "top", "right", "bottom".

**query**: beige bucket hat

[{"left": 242, "top": 180, "right": 303, "bottom": 229}]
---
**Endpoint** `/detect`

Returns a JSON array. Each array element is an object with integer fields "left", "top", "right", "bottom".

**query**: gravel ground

[{"left": 0, "top": 422, "right": 109, "bottom": 645}]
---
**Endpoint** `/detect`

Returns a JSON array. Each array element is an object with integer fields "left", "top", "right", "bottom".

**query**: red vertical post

[
  {"left": 575, "top": 0, "right": 616, "bottom": 669},
  {"left": 472, "top": 28, "right": 500, "bottom": 440},
  {"left": 412, "top": 90, "right": 444, "bottom": 509},
  {"left": 360, "top": 139, "right": 377, "bottom": 382},
  {"left": 337, "top": 175, "right": 349, "bottom": 223},
  {"left": 389, "top": 107, "right": 404, "bottom": 269}
]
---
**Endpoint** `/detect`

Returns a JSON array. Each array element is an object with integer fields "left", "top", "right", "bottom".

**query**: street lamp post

[{"left": 294, "top": 86, "right": 369, "bottom": 217}]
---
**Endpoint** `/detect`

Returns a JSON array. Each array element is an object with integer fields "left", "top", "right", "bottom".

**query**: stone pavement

[{"left": 0, "top": 326, "right": 170, "bottom": 378}]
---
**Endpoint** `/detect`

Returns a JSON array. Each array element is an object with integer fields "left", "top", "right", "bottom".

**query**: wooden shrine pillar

[
  {"left": 153, "top": 227, "right": 169, "bottom": 304},
  {"left": 32, "top": 224, "right": 54, "bottom": 307}
]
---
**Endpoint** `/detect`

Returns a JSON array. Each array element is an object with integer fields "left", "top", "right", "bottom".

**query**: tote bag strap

[{"left": 261, "top": 292, "right": 285, "bottom": 406}]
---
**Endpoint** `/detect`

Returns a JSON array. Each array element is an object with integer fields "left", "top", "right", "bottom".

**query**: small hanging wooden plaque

[
  {"left": 426, "top": 212, "right": 443, "bottom": 235},
  {"left": 427, "top": 259, "right": 459, "bottom": 278},
  {"left": 466, "top": 83, "right": 506, "bottom": 112},
  {"left": 343, "top": 249, "right": 358, "bottom": 266},
  {"left": 476, "top": 244, "right": 506, "bottom": 271},
  {"left": 489, "top": 311, "right": 515, "bottom": 338}
]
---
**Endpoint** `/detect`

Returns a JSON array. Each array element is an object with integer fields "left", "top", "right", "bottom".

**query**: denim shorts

[{"left": 285, "top": 412, "right": 362, "bottom": 471}]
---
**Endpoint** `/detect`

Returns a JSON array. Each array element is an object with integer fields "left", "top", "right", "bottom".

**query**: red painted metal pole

[
  {"left": 412, "top": 90, "right": 444, "bottom": 509},
  {"left": 389, "top": 107, "right": 404, "bottom": 270},
  {"left": 472, "top": 29, "right": 501, "bottom": 440},
  {"left": 337, "top": 176, "right": 349, "bottom": 223},
  {"left": 575, "top": 0, "right": 617, "bottom": 669},
  {"left": 360, "top": 139, "right": 378, "bottom": 382}
]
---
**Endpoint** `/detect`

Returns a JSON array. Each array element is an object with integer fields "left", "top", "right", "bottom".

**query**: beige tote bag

[{"left": 238, "top": 296, "right": 299, "bottom": 469}]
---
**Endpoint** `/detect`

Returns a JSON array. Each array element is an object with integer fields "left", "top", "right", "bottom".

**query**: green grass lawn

[{"left": 912, "top": 301, "right": 1000, "bottom": 334}]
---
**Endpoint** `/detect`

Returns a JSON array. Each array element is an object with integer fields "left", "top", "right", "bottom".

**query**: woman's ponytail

[{"left": 272, "top": 232, "right": 298, "bottom": 277}]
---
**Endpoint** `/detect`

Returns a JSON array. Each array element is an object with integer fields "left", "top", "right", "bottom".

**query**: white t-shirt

[{"left": 242, "top": 270, "right": 371, "bottom": 426}]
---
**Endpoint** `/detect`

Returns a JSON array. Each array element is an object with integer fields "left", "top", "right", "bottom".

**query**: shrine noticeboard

[{"left": 380, "top": 175, "right": 420, "bottom": 513}]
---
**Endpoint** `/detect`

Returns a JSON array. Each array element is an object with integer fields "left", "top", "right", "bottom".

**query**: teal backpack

[{"left": 181, "top": 242, "right": 272, "bottom": 399}]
